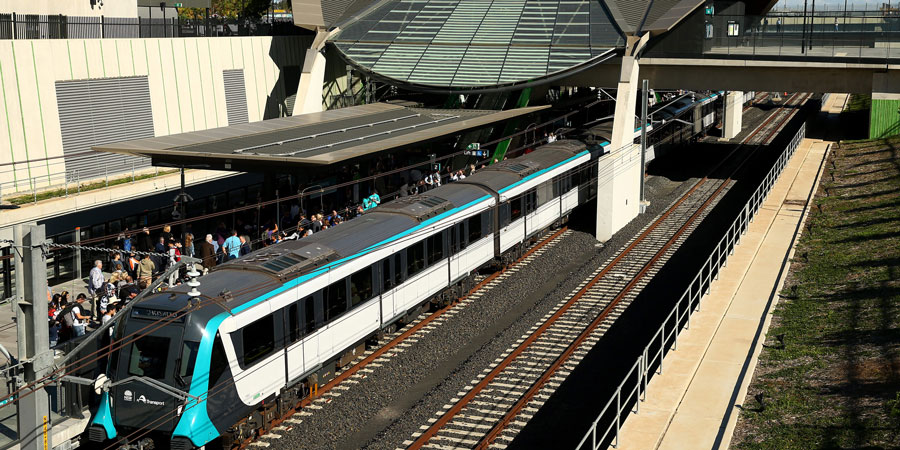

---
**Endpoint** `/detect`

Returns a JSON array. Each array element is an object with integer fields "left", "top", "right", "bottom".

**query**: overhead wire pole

[
  {"left": 640, "top": 79, "right": 649, "bottom": 211},
  {"left": 13, "top": 224, "right": 52, "bottom": 450}
]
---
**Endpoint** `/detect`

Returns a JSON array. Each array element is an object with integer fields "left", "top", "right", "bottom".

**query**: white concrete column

[
  {"left": 722, "top": 90, "right": 744, "bottom": 140},
  {"left": 292, "top": 28, "right": 332, "bottom": 116},
  {"left": 596, "top": 36, "right": 646, "bottom": 242}
]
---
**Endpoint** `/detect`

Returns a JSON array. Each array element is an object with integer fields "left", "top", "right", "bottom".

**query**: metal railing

[
  {"left": 0, "top": 153, "right": 156, "bottom": 205},
  {"left": 0, "top": 13, "right": 302, "bottom": 40},
  {"left": 703, "top": 13, "right": 900, "bottom": 62},
  {"left": 575, "top": 121, "right": 807, "bottom": 450}
]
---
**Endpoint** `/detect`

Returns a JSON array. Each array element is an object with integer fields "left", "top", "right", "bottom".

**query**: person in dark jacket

[
  {"left": 137, "top": 227, "right": 154, "bottom": 253},
  {"left": 197, "top": 234, "right": 217, "bottom": 270}
]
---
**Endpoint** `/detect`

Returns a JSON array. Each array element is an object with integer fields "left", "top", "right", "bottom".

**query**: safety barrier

[{"left": 575, "top": 121, "right": 807, "bottom": 450}]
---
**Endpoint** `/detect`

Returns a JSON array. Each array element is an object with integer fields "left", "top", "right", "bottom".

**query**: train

[
  {"left": 87, "top": 91, "right": 744, "bottom": 450},
  {"left": 88, "top": 138, "right": 604, "bottom": 450}
]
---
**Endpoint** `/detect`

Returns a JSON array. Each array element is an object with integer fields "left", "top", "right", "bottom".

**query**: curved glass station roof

[{"left": 330, "top": 0, "right": 625, "bottom": 89}]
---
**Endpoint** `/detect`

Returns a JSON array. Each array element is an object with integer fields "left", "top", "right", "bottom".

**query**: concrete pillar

[
  {"left": 596, "top": 36, "right": 646, "bottom": 242},
  {"left": 292, "top": 28, "right": 331, "bottom": 116},
  {"left": 723, "top": 90, "right": 744, "bottom": 140},
  {"left": 870, "top": 72, "right": 900, "bottom": 138}
]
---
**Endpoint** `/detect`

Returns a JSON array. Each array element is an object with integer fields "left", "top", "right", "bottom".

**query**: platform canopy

[
  {"left": 93, "top": 102, "right": 548, "bottom": 171},
  {"left": 330, "top": 0, "right": 625, "bottom": 91}
]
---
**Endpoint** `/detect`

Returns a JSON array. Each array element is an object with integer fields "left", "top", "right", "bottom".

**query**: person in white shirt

[{"left": 71, "top": 294, "right": 91, "bottom": 337}]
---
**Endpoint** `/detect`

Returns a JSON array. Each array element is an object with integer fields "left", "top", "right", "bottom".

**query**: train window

[
  {"left": 241, "top": 315, "right": 275, "bottom": 367},
  {"left": 350, "top": 268, "right": 373, "bottom": 308},
  {"left": 209, "top": 334, "right": 228, "bottom": 387},
  {"left": 394, "top": 252, "right": 403, "bottom": 285},
  {"left": 459, "top": 223, "right": 468, "bottom": 249},
  {"left": 526, "top": 190, "right": 537, "bottom": 214},
  {"left": 450, "top": 225, "right": 459, "bottom": 254},
  {"left": 288, "top": 303, "right": 300, "bottom": 343},
  {"left": 499, "top": 203, "right": 510, "bottom": 228},
  {"left": 468, "top": 214, "right": 482, "bottom": 243},
  {"left": 427, "top": 233, "right": 444, "bottom": 265},
  {"left": 382, "top": 258, "right": 394, "bottom": 291},
  {"left": 510, "top": 197, "right": 523, "bottom": 222},
  {"left": 407, "top": 241, "right": 425, "bottom": 277},
  {"left": 179, "top": 341, "right": 200, "bottom": 379},
  {"left": 324, "top": 280, "right": 348, "bottom": 321},
  {"left": 537, "top": 181, "right": 553, "bottom": 207},
  {"left": 303, "top": 296, "right": 316, "bottom": 336},
  {"left": 127, "top": 335, "right": 170, "bottom": 380}
]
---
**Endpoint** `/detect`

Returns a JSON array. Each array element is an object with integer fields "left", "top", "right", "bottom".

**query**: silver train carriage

[{"left": 88, "top": 139, "right": 605, "bottom": 450}]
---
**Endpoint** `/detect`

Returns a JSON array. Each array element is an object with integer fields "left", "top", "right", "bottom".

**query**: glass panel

[
  {"left": 303, "top": 296, "right": 316, "bottom": 335},
  {"left": 179, "top": 341, "right": 200, "bottom": 378},
  {"left": 325, "top": 280, "right": 348, "bottom": 321},
  {"left": 128, "top": 335, "right": 170, "bottom": 379},
  {"left": 350, "top": 268, "right": 373, "bottom": 308},
  {"left": 407, "top": 241, "right": 425, "bottom": 277},
  {"left": 241, "top": 315, "right": 275, "bottom": 367}
]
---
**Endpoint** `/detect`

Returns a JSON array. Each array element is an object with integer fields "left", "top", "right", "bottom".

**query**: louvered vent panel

[
  {"left": 223, "top": 69, "right": 249, "bottom": 125},
  {"left": 56, "top": 76, "right": 154, "bottom": 180}
]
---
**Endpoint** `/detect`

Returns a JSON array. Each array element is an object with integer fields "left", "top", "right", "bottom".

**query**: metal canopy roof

[
  {"left": 330, "top": 0, "right": 625, "bottom": 90},
  {"left": 93, "top": 102, "right": 548, "bottom": 169}
]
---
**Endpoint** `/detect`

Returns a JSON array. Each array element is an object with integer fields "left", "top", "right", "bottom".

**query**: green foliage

[
  {"left": 733, "top": 136, "right": 900, "bottom": 449},
  {"left": 177, "top": 0, "right": 275, "bottom": 20}
]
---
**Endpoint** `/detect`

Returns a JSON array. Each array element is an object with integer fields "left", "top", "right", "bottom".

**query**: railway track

[
  {"left": 240, "top": 227, "right": 574, "bottom": 448},
  {"left": 401, "top": 94, "right": 811, "bottom": 450}
]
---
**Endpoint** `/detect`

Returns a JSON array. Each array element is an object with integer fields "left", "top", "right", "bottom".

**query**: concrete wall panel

[{"left": 0, "top": 36, "right": 311, "bottom": 195}]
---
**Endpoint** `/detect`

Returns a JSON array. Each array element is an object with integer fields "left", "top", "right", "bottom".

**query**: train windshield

[
  {"left": 179, "top": 341, "right": 200, "bottom": 378},
  {"left": 127, "top": 335, "right": 170, "bottom": 380}
]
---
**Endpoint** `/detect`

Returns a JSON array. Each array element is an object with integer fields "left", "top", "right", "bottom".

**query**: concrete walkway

[
  {"left": 0, "top": 168, "right": 234, "bottom": 230},
  {"left": 612, "top": 122, "right": 835, "bottom": 447}
]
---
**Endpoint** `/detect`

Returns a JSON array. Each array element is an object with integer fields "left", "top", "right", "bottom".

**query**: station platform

[{"left": 611, "top": 110, "right": 837, "bottom": 447}]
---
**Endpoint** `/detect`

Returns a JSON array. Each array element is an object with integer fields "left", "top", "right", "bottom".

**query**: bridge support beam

[
  {"left": 292, "top": 28, "right": 331, "bottom": 116},
  {"left": 870, "top": 72, "right": 900, "bottom": 138},
  {"left": 596, "top": 35, "right": 647, "bottom": 242},
  {"left": 723, "top": 90, "right": 744, "bottom": 140}
]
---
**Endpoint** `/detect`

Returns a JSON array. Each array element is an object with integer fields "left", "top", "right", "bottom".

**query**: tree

[{"left": 177, "top": 0, "right": 274, "bottom": 20}]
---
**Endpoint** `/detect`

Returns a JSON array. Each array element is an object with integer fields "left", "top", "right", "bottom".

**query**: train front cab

[{"left": 90, "top": 301, "right": 204, "bottom": 450}]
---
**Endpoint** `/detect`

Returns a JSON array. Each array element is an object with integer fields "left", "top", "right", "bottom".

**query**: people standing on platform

[
  {"left": 70, "top": 294, "right": 91, "bottom": 337},
  {"left": 110, "top": 252, "right": 124, "bottom": 273},
  {"left": 160, "top": 225, "right": 174, "bottom": 245},
  {"left": 224, "top": 230, "right": 241, "bottom": 261},
  {"left": 137, "top": 227, "right": 153, "bottom": 253},
  {"left": 197, "top": 234, "right": 217, "bottom": 270},
  {"left": 184, "top": 233, "right": 195, "bottom": 258},
  {"left": 240, "top": 235, "right": 251, "bottom": 256},
  {"left": 137, "top": 254, "right": 155, "bottom": 288},
  {"left": 127, "top": 253, "right": 140, "bottom": 278},
  {"left": 89, "top": 260, "right": 104, "bottom": 319}
]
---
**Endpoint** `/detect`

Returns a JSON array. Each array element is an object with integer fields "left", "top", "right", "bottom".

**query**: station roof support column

[
  {"left": 596, "top": 34, "right": 648, "bottom": 242},
  {"left": 292, "top": 28, "right": 335, "bottom": 116},
  {"left": 723, "top": 90, "right": 744, "bottom": 140}
]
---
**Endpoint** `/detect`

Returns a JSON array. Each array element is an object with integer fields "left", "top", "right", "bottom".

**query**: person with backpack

[{"left": 70, "top": 294, "right": 91, "bottom": 337}]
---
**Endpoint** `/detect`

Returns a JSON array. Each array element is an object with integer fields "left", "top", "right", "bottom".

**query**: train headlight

[{"left": 93, "top": 374, "right": 109, "bottom": 395}]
